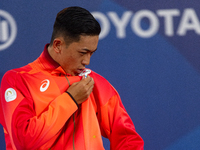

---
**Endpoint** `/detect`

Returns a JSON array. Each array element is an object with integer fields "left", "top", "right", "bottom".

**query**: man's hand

[{"left": 67, "top": 75, "right": 94, "bottom": 104}]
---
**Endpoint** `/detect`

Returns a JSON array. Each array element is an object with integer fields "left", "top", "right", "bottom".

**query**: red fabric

[{"left": 0, "top": 45, "right": 144, "bottom": 150}]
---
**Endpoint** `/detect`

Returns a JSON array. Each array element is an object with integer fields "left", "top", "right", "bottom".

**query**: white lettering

[
  {"left": 177, "top": 8, "right": 200, "bottom": 36},
  {"left": 107, "top": 11, "right": 133, "bottom": 38},
  {"left": 131, "top": 10, "right": 159, "bottom": 38},
  {"left": 0, "top": 10, "right": 17, "bottom": 51},
  {"left": 92, "top": 12, "right": 110, "bottom": 39},
  {"left": 0, "top": 20, "right": 9, "bottom": 42},
  {"left": 157, "top": 9, "right": 180, "bottom": 36},
  {"left": 92, "top": 8, "right": 200, "bottom": 39}
]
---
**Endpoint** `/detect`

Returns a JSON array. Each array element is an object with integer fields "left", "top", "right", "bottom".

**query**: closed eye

[
  {"left": 80, "top": 52, "right": 87, "bottom": 54},
  {"left": 79, "top": 48, "right": 97, "bottom": 56},
  {"left": 80, "top": 52, "right": 87, "bottom": 55}
]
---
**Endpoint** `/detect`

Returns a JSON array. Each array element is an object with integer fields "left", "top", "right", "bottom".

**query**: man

[{"left": 0, "top": 6, "right": 144, "bottom": 150}]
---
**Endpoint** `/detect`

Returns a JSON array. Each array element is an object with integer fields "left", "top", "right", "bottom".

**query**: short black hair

[{"left": 50, "top": 6, "right": 101, "bottom": 46}]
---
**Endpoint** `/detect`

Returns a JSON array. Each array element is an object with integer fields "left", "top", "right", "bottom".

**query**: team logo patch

[
  {"left": 79, "top": 69, "right": 91, "bottom": 78},
  {"left": 40, "top": 79, "right": 50, "bottom": 92},
  {"left": 5, "top": 88, "right": 17, "bottom": 102}
]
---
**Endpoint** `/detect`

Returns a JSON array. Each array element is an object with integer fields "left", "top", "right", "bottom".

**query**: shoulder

[
  {"left": 90, "top": 70, "right": 118, "bottom": 105},
  {"left": 90, "top": 71, "right": 112, "bottom": 87},
  {"left": 2, "top": 65, "right": 32, "bottom": 83},
  {"left": 90, "top": 71, "right": 107, "bottom": 81}
]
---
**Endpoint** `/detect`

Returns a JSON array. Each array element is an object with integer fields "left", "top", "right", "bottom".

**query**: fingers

[
  {"left": 80, "top": 76, "right": 94, "bottom": 95},
  {"left": 81, "top": 75, "right": 94, "bottom": 86},
  {"left": 66, "top": 75, "right": 94, "bottom": 105}
]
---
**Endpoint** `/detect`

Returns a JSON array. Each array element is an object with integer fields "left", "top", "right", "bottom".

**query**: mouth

[{"left": 76, "top": 69, "right": 85, "bottom": 75}]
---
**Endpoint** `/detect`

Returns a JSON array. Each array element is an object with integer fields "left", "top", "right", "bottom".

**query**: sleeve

[
  {"left": 99, "top": 94, "right": 144, "bottom": 150},
  {"left": 0, "top": 71, "right": 78, "bottom": 150}
]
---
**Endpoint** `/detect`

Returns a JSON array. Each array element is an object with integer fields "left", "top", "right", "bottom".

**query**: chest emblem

[{"left": 40, "top": 79, "right": 50, "bottom": 92}]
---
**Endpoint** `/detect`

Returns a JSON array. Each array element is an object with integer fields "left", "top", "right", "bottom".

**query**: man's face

[{"left": 59, "top": 35, "right": 99, "bottom": 76}]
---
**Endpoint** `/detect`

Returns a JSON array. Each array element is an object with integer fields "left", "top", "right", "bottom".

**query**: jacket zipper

[{"left": 65, "top": 75, "right": 76, "bottom": 150}]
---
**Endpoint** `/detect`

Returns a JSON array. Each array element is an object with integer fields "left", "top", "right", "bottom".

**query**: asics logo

[{"left": 40, "top": 79, "right": 50, "bottom": 92}]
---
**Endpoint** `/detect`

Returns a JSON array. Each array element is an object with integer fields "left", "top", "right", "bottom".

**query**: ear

[{"left": 52, "top": 38, "right": 63, "bottom": 53}]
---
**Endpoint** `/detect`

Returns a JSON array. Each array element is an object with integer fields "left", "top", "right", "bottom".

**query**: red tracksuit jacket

[{"left": 0, "top": 45, "right": 144, "bottom": 150}]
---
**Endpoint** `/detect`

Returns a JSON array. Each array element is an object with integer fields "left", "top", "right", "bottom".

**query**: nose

[{"left": 82, "top": 54, "right": 91, "bottom": 66}]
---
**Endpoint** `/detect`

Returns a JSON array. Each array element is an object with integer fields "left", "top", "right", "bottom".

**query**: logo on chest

[{"left": 40, "top": 79, "right": 50, "bottom": 92}]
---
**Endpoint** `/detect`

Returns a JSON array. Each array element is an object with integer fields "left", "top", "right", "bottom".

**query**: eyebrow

[{"left": 82, "top": 48, "right": 97, "bottom": 52}]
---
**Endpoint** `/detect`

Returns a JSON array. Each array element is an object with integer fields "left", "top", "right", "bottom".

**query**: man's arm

[
  {"left": 100, "top": 94, "right": 144, "bottom": 150},
  {"left": 0, "top": 70, "right": 78, "bottom": 149},
  {"left": 91, "top": 71, "right": 144, "bottom": 150}
]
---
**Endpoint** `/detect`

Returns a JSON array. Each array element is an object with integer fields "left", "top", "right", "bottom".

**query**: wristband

[{"left": 66, "top": 91, "right": 79, "bottom": 108}]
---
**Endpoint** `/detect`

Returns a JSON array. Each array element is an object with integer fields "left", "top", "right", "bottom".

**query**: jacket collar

[{"left": 36, "top": 44, "right": 71, "bottom": 76}]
